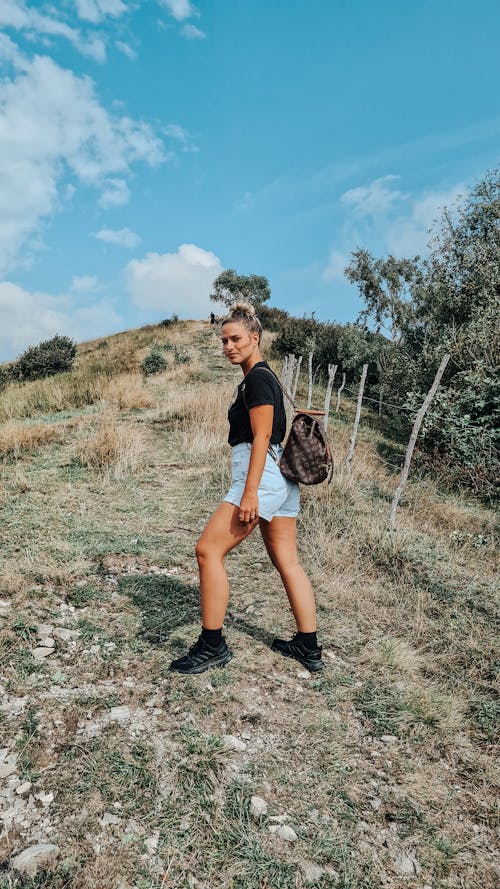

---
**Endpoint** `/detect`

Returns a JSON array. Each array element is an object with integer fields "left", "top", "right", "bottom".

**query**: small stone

[
  {"left": 109, "top": 706, "right": 131, "bottom": 722},
  {"left": 36, "top": 624, "right": 55, "bottom": 637},
  {"left": 12, "top": 844, "right": 60, "bottom": 878},
  {"left": 222, "top": 734, "right": 246, "bottom": 751},
  {"left": 370, "top": 798, "right": 382, "bottom": 811},
  {"left": 381, "top": 734, "right": 398, "bottom": 743},
  {"left": 241, "top": 730, "right": 252, "bottom": 741},
  {"left": 271, "top": 824, "right": 298, "bottom": 842},
  {"left": 297, "top": 670, "right": 311, "bottom": 679},
  {"left": 16, "top": 782, "right": 32, "bottom": 796},
  {"left": 101, "top": 811, "right": 121, "bottom": 827},
  {"left": 52, "top": 627, "right": 79, "bottom": 642},
  {"left": 35, "top": 792, "right": 54, "bottom": 807},
  {"left": 300, "top": 861, "right": 325, "bottom": 883},
  {"left": 268, "top": 814, "right": 289, "bottom": 823},
  {"left": 38, "top": 637, "right": 55, "bottom": 649},
  {"left": 145, "top": 835, "right": 159, "bottom": 854},
  {"left": 250, "top": 795, "right": 268, "bottom": 818},
  {"left": 0, "top": 762, "right": 16, "bottom": 779},
  {"left": 32, "top": 647, "right": 54, "bottom": 660},
  {"left": 392, "top": 851, "right": 421, "bottom": 876}
]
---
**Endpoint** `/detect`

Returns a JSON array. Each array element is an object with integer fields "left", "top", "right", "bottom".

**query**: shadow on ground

[{"left": 120, "top": 574, "right": 274, "bottom": 648}]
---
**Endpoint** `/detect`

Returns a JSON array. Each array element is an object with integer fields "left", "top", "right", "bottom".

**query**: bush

[
  {"left": 140, "top": 347, "right": 168, "bottom": 376},
  {"left": 160, "top": 314, "right": 179, "bottom": 327},
  {"left": 15, "top": 335, "right": 77, "bottom": 381},
  {"left": 0, "top": 363, "right": 16, "bottom": 390},
  {"left": 258, "top": 305, "right": 290, "bottom": 331},
  {"left": 173, "top": 346, "right": 190, "bottom": 365}
]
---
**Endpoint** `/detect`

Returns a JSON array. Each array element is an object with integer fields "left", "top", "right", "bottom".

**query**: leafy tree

[
  {"left": 345, "top": 169, "right": 500, "bottom": 499},
  {"left": 345, "top": 250, "right": 422, "bottom": 341},
  {"left": 210, "top": 269, "right": 271, "bottom": 310}
]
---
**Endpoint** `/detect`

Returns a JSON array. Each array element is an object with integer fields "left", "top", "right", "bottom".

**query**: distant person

[
  {"left": 170, "top": 301, "right": 323, "bottom": 674},
  {"left": 209, "top": 312, "right": 216, "bottom": 326}
]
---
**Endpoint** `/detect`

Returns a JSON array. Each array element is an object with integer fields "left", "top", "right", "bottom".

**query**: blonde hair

[{"left": 221, "top": 301, "right": 263, "bottom": 342}]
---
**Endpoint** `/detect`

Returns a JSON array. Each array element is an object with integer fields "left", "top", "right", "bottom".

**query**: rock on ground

[
  {"left": 300, "top": 860, "right": 325, "bottom": 883},
  {"left": 250, "top": 795, "right": 268, "bottom": 818},
  {"left": 11, "top": 844, "right": 60, "bottom": 878}
]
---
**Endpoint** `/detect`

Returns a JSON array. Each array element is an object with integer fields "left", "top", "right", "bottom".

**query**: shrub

[
  {"left": 0, "top": 363, "right": 16, "bottom": 391},
  {"left": 140, "top": 347, "right": 168, "bottom": 376},
  {"left": 15, "top": 335, "right": 77, "bottom": 381},
  {"left": 173, "top": 346, "right": 190, "bottom": 365},
  {"left": 160, "top": 314, "right": 179, "bottom": 327}
]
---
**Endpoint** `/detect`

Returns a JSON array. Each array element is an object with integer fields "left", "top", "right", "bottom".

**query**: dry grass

[
  {"left": 0, "top": 419, "right": 59, "bottom": 456},
  {"left": 74, "top": 410, "right": 147, "bottom": 477},
  {"left": 100, "top": 372, "right": 154, "bottom": 410},
  {"left": 0, "top": 321, "right": 498, "bottom": 889},
  {"left": 0, "top": 320, "right": 202, "bottom": 421}
]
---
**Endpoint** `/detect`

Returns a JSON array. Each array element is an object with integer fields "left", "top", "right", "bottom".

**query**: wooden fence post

[
  {"left": 335, "top": 372, "right": 346, "bottom": 413},
  {"left": 281, "top": 356, "right": 288, "bottom": 388},
  {"left": 389, "top": 354, "right": 450, "bottom": 528},
  {"left": 345, "top": 363, "right": 368, "bottom": 472},
  {"left": 307, "top": 352, "right": 314, "bottom": 409},
  {"left": 292, "top": 355, "right": 302, "bottom": 403},
  {"left": 324, "top": 364, "right": 338, "bottom": 432}
]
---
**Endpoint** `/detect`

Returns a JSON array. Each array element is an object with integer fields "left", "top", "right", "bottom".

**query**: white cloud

[
  {"left": 70, "top": 274, "right": 99, "bottom": 292},
  {"left": 160, "top": 1, "right": 197, "bottom": 22},
  {"left": 115, "top": 39, "right": 137, "bottom": 60},
  {"left": 75, "top": 0, "right": 127, "bottom": 24},
  {"left": 0, "top": 279, "right": 121, "bottom": 361},
  {"left": 386, "top": 184, "right": 464, "bottom": 257},
  {"left": 164, "top": 123, "right": 189, "bottom": 141},
  {"left": 0, "top": 50, "right": 164, "bottom": 272},
  {"left": 0, "top": 0, "right": 107, "bottom": 61},
  {"left": 163, "top": 122, "right": 198, "bottom": 153},
  {"left": 94, "top": 227, "right": 141, "bottom": 248},
  {"left": 181, "top": 23, "right": 205, "bottom": 39},
  {"left": 323, "top": 177, "right": 466, "bottom": 283},
  {"left": 341, "top": 175, "right": 407, "bottom": 218},
  {"left": 126, "top": 244, "right": 223, "bottom": 317},
  {"left": 234, "top": 191, "right": 255, "bottom": 211},
  {"left": 322, "top": 248, "right": 348, "bottom": 282},
  {"left": 98, "top": 178, "right": 130, "bottom": 208}
]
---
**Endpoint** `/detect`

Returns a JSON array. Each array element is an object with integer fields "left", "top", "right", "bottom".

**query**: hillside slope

[{"left": 0, "top": 321, "right": 498, "bottom": 889}]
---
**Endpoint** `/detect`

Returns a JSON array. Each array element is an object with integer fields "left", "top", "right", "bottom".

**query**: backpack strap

[{"left": 240, "top": 365, "right": 291, "bottom": 463}]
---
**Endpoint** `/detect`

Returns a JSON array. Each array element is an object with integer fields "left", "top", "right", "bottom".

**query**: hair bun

[{"left": 228, "top": 301, "right": 257, "bottom": 318}]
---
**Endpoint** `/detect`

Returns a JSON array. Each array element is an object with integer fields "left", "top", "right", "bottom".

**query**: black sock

[
  {"left": 297, "top": 631, "right": 318, "bottom": 650},
  {"left": 201, "top": 627, "right": 223, "bottom": 647}
]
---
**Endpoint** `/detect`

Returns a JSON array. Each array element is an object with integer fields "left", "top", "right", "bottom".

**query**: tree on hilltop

[{"left": 210, "top": 269, "right": 271, "bottom": 310}]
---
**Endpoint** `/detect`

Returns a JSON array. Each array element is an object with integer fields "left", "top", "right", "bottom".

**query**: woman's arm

[{"left": 238, "top": 403, "right": 274, "bottom": 523}]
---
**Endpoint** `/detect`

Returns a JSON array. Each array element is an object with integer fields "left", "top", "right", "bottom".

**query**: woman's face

[{"left": 221, "top": 321, "right": 259, "bottom": 365}]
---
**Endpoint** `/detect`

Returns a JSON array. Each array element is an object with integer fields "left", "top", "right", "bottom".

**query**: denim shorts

[{"left": 223, "top": 442, "right": 300, "bottom": 522}]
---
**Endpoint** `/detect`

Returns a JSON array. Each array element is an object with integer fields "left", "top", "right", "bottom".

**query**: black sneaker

[
  {"left": 271, "top": 633, "right": 324, "bottom": 671},
  {"left": 169, "top": 635, "right": 233, "bottom": 675}
]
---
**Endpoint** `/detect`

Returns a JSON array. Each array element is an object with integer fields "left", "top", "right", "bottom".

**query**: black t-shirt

[{"left": 228, "top": 361, "right": 286, "bottom": 446}]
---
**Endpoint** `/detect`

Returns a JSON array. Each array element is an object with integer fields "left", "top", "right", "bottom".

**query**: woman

[{"left": 170, "top": 302, "right": 323, "bottom": 674}]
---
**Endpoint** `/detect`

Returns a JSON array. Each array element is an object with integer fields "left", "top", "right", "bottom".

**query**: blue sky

[{"left": 0, "top": 0, "right": 499, "bottom": 360}]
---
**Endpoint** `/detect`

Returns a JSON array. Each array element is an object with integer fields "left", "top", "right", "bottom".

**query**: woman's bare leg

[
  {"left": 259, "top": 517, "right": 317, "bottom": 632},
  {"left": 196, "top": 502, "right": 259, "bottom": 629}
]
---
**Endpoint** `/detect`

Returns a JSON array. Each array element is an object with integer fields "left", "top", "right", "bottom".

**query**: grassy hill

[{"left": 0, "top": 320, "right": 498, "bottom": 888}]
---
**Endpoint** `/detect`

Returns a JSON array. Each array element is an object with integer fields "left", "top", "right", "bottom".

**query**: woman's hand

[{"left": 239, "top": 489, "right": 259, "bottom": 523}]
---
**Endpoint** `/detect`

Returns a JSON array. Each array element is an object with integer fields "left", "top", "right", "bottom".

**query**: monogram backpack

[{"left": 243, "top": 367, "right": 333, "bottom": 485}]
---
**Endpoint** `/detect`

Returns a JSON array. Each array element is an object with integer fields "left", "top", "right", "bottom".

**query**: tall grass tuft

[
  {"left": 0, "top": 421, "right": 59, "bottom": 457},
  {"left": 74, "top": 411, "right": 147, "bottom": 477},
  {"left": 100, "top": 373, "right": 154, "bottom": 410}
]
